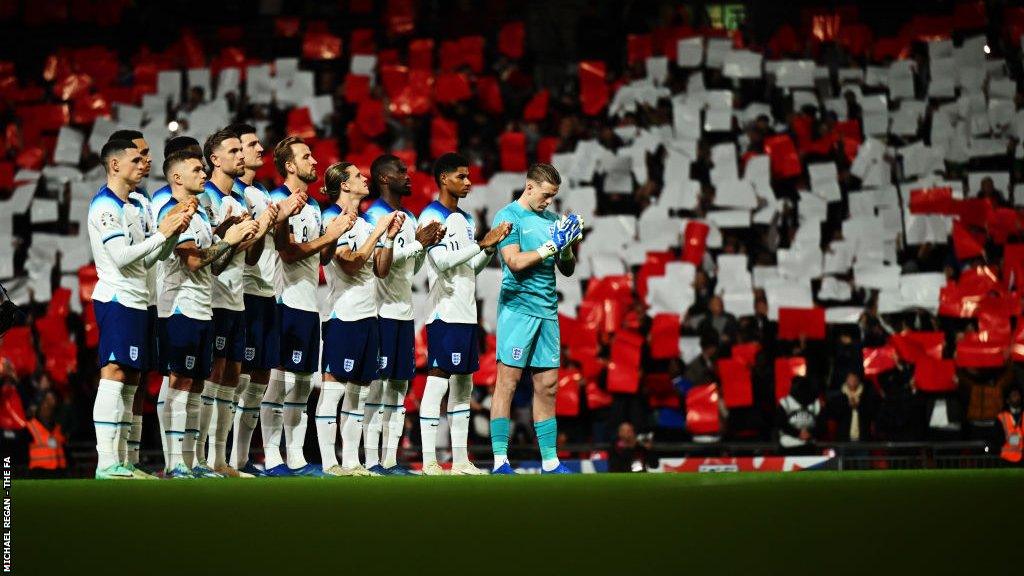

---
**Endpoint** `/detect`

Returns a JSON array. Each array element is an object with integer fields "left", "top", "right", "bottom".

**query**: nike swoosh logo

[{"left": 447, "top": 233, "right": 456, "bottom": 238}]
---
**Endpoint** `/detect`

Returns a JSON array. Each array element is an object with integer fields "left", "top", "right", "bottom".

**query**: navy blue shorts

[
  {"left": 378, "top": 317, "right": 415, "bottom": 381},
  {"left": 160, "top": 314, "right": 215, "bottom": 380},
  {"left": 146, "top": 305, "right": 161, "bottom": 373},
  {"left": 242, "top": 294, "right": 280, "bottom": 371},
  {"left": 279, "top": 304, "right": 320, "bottom": 374},
  {"left": 426, "top": 320, "right": 479, "bottom": 375},
  {"left": 212, "top": 308, "right": 246, "bottom": 362},
  {"left": 322, "top": 317, "right": 380, "bottom": 383},
  {"left": 95, "top": 300, "right": 148, "bottom": 371}
]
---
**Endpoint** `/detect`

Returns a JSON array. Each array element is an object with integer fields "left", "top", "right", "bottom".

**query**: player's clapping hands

[
  {"left": 225, "top": 218, "right": 259, "bottom": 245},
  {"left": 258, "top": 203, "right": 280, "bottom": 231},
  {"left": 326, "top": 209, "right": 358, "bottom": 239},
  {"left": 275, "top": 191, "right": 308, "bottom": 221},
  {"left": 158, "top": 211, "right": 190, "bottom": 237},
  {"left": 415, "top": 221, "right": 445, "bottom": 247},
  {"left": 480, "top": 221, "right": 513, "bottom": 249},
  {"left": 387, "top": 211, "right": 406, "bottom": 239}
]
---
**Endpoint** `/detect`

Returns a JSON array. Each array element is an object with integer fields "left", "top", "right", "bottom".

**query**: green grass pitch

[{"left": 12, "top": 469, "right": 1023, "bottom": 575}]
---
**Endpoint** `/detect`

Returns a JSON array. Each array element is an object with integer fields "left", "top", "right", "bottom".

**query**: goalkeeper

[{"left": 489, "top": 164, "right": 583, "bottom": 474}]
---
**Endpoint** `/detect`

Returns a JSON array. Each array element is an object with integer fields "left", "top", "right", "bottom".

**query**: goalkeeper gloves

[{"left": 538, "top": 214, "right": 583, "bottom": 259}]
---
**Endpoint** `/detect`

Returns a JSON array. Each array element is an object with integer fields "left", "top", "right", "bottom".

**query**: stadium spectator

[
  {"left": 960, "top": 364, "right": 1014, "bottom": 444},
  {"left": 825, "top": 372, "right": 878, "bottom": 442},
  {"left": 25, "top": 390, "right": 67, "bottom": 475},
  {"left": 994, "top": 385, "right": 1023, "bottom": 466},
  {"left": 696, "top": 296, "right": 738, "bottom": 346},
  {"left": 776, "top": 376, "right": 822, "bottom": 454},
  {"left": 608, "top": 422, "right": 653, "bottom": 473},
  {"left": 875, "top": 367, "right": 926, "bottom": 442}
]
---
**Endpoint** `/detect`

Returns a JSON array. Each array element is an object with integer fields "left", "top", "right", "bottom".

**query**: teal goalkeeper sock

[
  {"left": 491, "top": 417, "right": 510, "bottom": 459},
  {"left": 534, "top": 417, "right": 558, "bottom": 462}
]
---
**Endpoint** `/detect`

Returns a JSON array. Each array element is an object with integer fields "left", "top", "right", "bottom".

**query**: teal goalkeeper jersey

[{"left": 492, "top": 201, "right": 559, "bottom": 320}]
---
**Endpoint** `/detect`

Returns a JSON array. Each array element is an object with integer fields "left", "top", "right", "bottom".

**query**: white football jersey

[
  {"left": 203, "top": 180, "right": 249, "bottom": 311},
  {"left": 88, "top": 186, "right": 155, "bottom": 310},
  {"left": 419, "top": 201, "right": 480, "bottom": 325},
  {"left": 323, "top": 208, "right": 379, "bottom": 322},
  {"left": 129, "top": 188, "right": 158, "bottom": 307},
  {"left": 241, "top": 182, "right": 280, "bottom": 298},
  {"left": 366, "top": 199, "right": 422, "bottom": 321},
  {"left": 156, "top": 196, "right": 215, "bottom": 320},
  {"left": 271, "top": 184, "right": 322, "bottom": 313}
]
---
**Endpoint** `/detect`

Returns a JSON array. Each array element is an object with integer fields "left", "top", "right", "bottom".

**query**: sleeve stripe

[
  {"left": 102, "top": 233, "right": 125, "bottom": 243},
  {"left": 427, "top": 244, "right": 447, "bottom": 252}
]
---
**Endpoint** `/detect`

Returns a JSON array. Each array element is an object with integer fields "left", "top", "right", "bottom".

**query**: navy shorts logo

[
  {"left": 185, "top": 355, "right": 196, "bottom": 370},
  {"left": 511, "top": 347, "right": 523, "bottom": 361},
  {"left": 129, "top": 346, "right": 139, "bottom": 361},
  {"left": 292, "top": 350, "right": 302, "bottom": 364},
  {"left": 451, "top": 352, "right": 461, "bottom": 366},
  {"left": 216, "top": 336, "right": 226, "bottom": 350},
  {"left": 379, "top": 356, "right": 388, "bottom": 369},
  {"left": 343, "top": 358, "right": 355, "bottom": 372},
  {"left": 244, "top": 347, "right": 255, "bottom": 361}
]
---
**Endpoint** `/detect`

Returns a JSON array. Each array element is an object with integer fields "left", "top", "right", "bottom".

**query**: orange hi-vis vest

[
  {"left": 26, "top": 418, "right": 67, "bottom": 470},
  {"left": 997, "top": 411, "right": 1023, "bottom": 463}
]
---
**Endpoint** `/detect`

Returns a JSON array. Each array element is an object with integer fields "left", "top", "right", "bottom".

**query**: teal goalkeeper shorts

[{"left": 496, "top": 306, "right": 560, "bottom": 369}]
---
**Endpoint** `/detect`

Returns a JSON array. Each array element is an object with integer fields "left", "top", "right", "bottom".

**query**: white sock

[
  {"left": 340, "top": 383, "right": 367, "bottom": 469},
  {"left": 157, "top": 376, "right": 169, "bottom": 457},
  {"left": 93, "top": 378, "right": 124, "bottom": 470},
  {"left": 128, "top": 413, "right": 142, "bottom": 465},
  {"left": 315, "top": 381, "right": 345, "bottom": 469},
  {"left": 232, "top": 380, "right": 266, "bottom": 469},
  {"left": 363, "top": 380, "right": 384, "bottom": 469},
  {"left": 164, "top": 388, "right": 188, "bottom": 470},
  {"left": 197, "top": 381, "right": 218, "bottom": 466},
  {"left": 212, "top": 384, "right": 235, "bottom": 468},
  {"left": 449, "top": 374, "right": 472, "bottom": 465},
  {"left": 283, "top": 372, "right": 312, "bottom": 469},
  {"left": 235, "top": 373, "right": 251, "bottom": 404},
  {"left": 381, "top": 379, "right": 408, "bottom": 468},
  {"left": 117, "top": 383, "right": 136, "bottom": 464},
  {"left": 419, "top": 375, "right": 448, "bottom": 467},
  {"left": 260, "top": 370, "right": 286, "bottom": 469},
  {"left": 183, "top": 391, "right": 201, "bottom": 468}
]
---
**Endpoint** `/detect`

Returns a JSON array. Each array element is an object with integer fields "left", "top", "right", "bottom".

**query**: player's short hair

[
  {"left": 108, "top": 129, "right": 144, "bottom": 143},
  {"left": 370, "top": 154, "right": 401, "bottom": 195},
  {"left": 527, "top": 163, "right": 561, "bottom": 187},
  {"left": 274, "top": 136, "right": 306, "bottom": 178},
  {"left": 165, "top": 136, "right": 201, "bottom": 157},
  {"left": 162, "top": 149, "right": 204, "bottom": 180},
  {"left": 204, "top": 128, "right": 240, "bottom": 171},
  {"left": 100, "top": 139, "right": 138, "bottom": 171},
  {"left": 433, "top": 152, "right": 469, "bottom": 186},
  {"left": 323, "top": 162, "right": 355, "bottom": 201},
  {"left": 226, "top": 122, "right": 257, "bottom": 138}
]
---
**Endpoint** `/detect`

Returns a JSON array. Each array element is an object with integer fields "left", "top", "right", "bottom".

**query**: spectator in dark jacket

[
  {"left": 697, "top": 296, "right": 738, "bottom": 346},
  {"left": 608, "top": 421, "right": 653, "bottom": 472},
  {"left": 875, "top": 366, "right": 926, "bottom": 441},
  {"left": 776, "top": 376, "right": 823, "bottom": 453},
  {"left": 825, "top": 372, "right": 878, "bottom": 441}
]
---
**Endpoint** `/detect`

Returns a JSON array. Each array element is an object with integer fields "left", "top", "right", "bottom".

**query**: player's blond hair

[{"left": 527, "top": 163, "right": 561, "bottom": 186}]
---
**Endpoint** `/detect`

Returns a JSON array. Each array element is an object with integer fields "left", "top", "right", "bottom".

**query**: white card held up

[
  {"left": 722, "top": 291, "right": 755, "bottom": 317},
  {"left": 707, "top": 210, "right": 751, "bottom": 229},
  {"left": 646, "top": 56, "right": 669, "bottom": 86},
  {"left": 722, "top": 50, "right": 762, "bottom": 79},
  {"left": 766, "top": 280, "right": 813, "bottom": 320},
  {"left": 677, "top": 37, "right": 703, "bottom": 68},
  {"left": 53, "top": 126, "right": 83, "bottom": 166},
  {"left": 826, "top": 307, "right": 864, "bottom": 324},
  {"left": 714, "top": 179, "right": 758, "bottom": 209},
  {"left": 589, "top": 253, "right": 628, "bottom": 279},
  {"left": 899, "top": 272, "right": 944, "bottom": 311},
  {"left": 774, "top": 60, "right": 815, "bottom": 88},
  {"left": 823, "top": 240, "right": 854, "bottom": 274},
  {"left": 705, "top": 38, "right": 732, "bottom": 69},
  {"left": 853, "top": 264, "right": 901, "bottom": 291},
  {"left": 753, "top": 265, "right": 781, "bottom": 289},
  {"left": 818, "top": 276, "right": 853, "bottom": 301},
  {"left": 647, "top": 274, "right": 695, "bottom": 316},
  {"left": 216, "top": 67, "right": 241, "bottom": 98},
  {"left": 778, "top": 246, "right": 823, "bottom": 280}
]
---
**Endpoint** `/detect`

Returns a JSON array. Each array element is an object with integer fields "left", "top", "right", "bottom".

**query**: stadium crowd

[{"left": 2, "top": 0, "right": 1024, "bottom": 474}]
